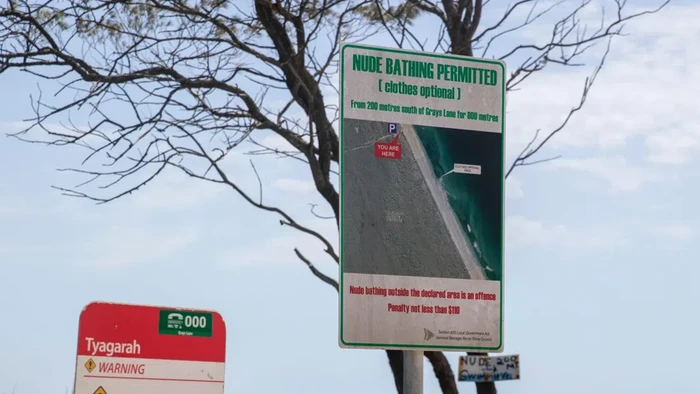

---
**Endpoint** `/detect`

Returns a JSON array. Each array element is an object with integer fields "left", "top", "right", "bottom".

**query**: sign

[
  {"left": 374, "top": 134, "right": 402, "bottom": 159},
  {"left": 158, "top": 309, "right": 213, "bottom": 337},
  {"left": 458, "top": 355, "right": 520, "bottom": 382},
  {"left": 339, "top": 43, "right": 506, "bottom": 352},
  {"left": 387, "top": 123, "right": 399, "bottom": 134},
  {"left": 454, "top": 163, "right": 482, "bottom": 175},
  {"left": 73, "top": 302, "right": 226, "bottom": 394}
]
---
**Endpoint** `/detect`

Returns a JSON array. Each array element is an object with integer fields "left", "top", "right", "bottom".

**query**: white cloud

[
  {"left": 76, "top": 225, "right": 199, "bottom": 268},
  {"left": 0, "top": 221, "right": 200, "bottom": 268},
  {"left": 549, "top": 156, "right": 659, "bottom": 192},
  {"left": 645, "top": 132, "right": 698, "bottom": 165},
  {"left": 506, "top": 3, "right": 700, "bottom": 166},
  {"left": 0, "top": 191, "right": 32, "bottom": 218},
  {"left": 506, "top": 215, "right": 628, "bottom": 250},
  {"left": 131, "top": 170, "right": 223, "bottom": 210},
  {"left": 0, "top": 187, "right": 106, "bottom": 223},
  {"left": 651, "top": 222, "right": 695, "bottom": 241},
  {"left": 506, "top": 176, "right": 524, "bottom": 199},
  {"left": 507, "top": 215, "right": 568, "bottom": 247},
  {"left": 217, "top": 232, "right": 337, "bottom": 269},
  {"left": 272, "top": 178, "right": 315, "bottom": 194},
  {"left": 217, "top": 216, "right": 338, "bottom": 269},
  {"left": 256, "top": 134, "right": 295, "bottom": 152}
]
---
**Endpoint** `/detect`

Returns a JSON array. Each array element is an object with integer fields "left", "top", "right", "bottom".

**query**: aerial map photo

[{"left": 341, "top": 119, "right": 503, "bottom": 283}]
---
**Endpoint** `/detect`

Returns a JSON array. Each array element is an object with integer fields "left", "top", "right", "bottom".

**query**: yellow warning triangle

[
  {"left": 93, "top": 386, "right": 107, "bottom": 394},
  {"left": 84, "top": 358, "right": 96, "bottom": 373}
]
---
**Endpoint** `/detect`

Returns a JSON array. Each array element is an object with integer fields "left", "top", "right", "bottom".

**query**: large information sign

[
  {"left": 74, "top": 302, "right": 226, "bottom": 394},
  {"left": 339, "top": 43, "right": 506, "bottom": 352}
]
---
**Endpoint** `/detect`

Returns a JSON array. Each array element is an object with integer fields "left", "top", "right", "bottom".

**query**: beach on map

[{"left": 342, "top": 118, "right": 502, "bottom": 282}]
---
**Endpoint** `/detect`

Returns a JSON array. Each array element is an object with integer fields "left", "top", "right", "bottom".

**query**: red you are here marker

[
  {"left": 73, "top": 301, "right": 227, "bottom": 394},
  {"left": 374, "top": 134, "right": 402, "bottom": 159}
]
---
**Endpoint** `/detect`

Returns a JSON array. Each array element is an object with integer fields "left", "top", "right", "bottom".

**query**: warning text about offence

[
  {"left": 350, "top": 54, "right": 500, "bottom": 122},
  {"left": 349, "top": 286, "right": 497, "bottom": 315}
]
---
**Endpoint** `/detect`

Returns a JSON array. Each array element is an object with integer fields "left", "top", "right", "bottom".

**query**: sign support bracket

[{"left": 403, "top": 350, "right": 423, "bottom": 394}]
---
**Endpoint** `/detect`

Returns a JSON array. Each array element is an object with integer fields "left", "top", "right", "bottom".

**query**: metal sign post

[{"left": 403, "top": 351, "right": 424, "bottom": 394}]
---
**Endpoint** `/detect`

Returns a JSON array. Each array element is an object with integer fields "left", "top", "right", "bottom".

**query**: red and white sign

[
  {"left": 73, "top": 302, "right": 226, "bottom": 394},
  {"left": 374, "top": 135, "right": 402, "bottom": 159}
]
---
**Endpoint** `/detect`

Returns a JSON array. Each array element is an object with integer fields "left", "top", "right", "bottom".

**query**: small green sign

[{"left": 158, "top": 309, "right": 213, "bottom": 337}]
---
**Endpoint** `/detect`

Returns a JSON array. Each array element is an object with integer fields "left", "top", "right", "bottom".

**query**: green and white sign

[
  {"left": 158, "top": 309, "right": 213, "bottom": 337},
  {"left": 338, "top": 43, "right": 506, "bottom": 352}
]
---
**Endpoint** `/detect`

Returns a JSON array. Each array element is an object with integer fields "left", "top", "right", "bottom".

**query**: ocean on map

[{"left": 414, "top": 125, "right": 503, "bottom": 281}]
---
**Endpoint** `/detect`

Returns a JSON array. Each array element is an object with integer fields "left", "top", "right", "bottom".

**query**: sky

[{"left": 1, "top": 0, "right": 699, "bottom": 393}]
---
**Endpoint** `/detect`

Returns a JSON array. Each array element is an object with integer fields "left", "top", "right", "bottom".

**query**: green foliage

[{"left": 357, "top": 1, "right": 421, "bottom": 26}]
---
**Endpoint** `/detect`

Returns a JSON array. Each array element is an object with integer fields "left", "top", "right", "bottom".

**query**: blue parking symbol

[{"left": 387, "top": 123, "right": 398, "bottom": 135}]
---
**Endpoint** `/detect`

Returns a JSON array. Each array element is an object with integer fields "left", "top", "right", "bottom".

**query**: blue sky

[{"left": 1, "top": 0, "right": 698, "bottom": 393}]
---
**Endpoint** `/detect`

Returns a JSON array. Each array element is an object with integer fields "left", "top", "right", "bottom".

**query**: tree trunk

[
  {"left": 469, "top": 353, "right": 497, "bottom": 394},
  {"left": 475, "top": 382, "right": 497, "bottom": 394},
  {"left": 387, "top": 350, "right": 403, "bottom": 392},
  {"left": 425, "top": 352, "right": 459, "bottom": 394},
  {"left": 387, "top": 351, "right": 459, "bottom": 394}
]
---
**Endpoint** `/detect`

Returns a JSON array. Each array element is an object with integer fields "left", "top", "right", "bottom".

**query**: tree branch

[
  {"left": 506, "top": 37, "right": 612, "bottom": 178},
  {"left": 294, "top": 248, "right": 339, "bottom": 291}
]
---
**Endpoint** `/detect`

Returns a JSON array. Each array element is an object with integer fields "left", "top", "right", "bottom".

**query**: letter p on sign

[{"left": 387, "top": 123, "right": 398, "bottom": 135}]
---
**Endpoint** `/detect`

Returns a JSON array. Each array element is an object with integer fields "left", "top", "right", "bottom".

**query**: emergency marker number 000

[{"left": 185, "top": 315, "right": 207, "bottom": 328}]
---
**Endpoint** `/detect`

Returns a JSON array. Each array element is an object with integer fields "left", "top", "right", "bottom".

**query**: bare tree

[{"left": 0, "top": 0, "right": 667, "bottom": 393}]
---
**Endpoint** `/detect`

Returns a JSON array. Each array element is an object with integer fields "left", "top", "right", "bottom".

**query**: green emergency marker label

[{"left": 158, "top": 309, "right": 213, "bottom": 337}]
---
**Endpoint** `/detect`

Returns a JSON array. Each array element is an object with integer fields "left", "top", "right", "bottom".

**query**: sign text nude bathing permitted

[{"left": 339, "top": 43, "right": 506, "bottom": 352}]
